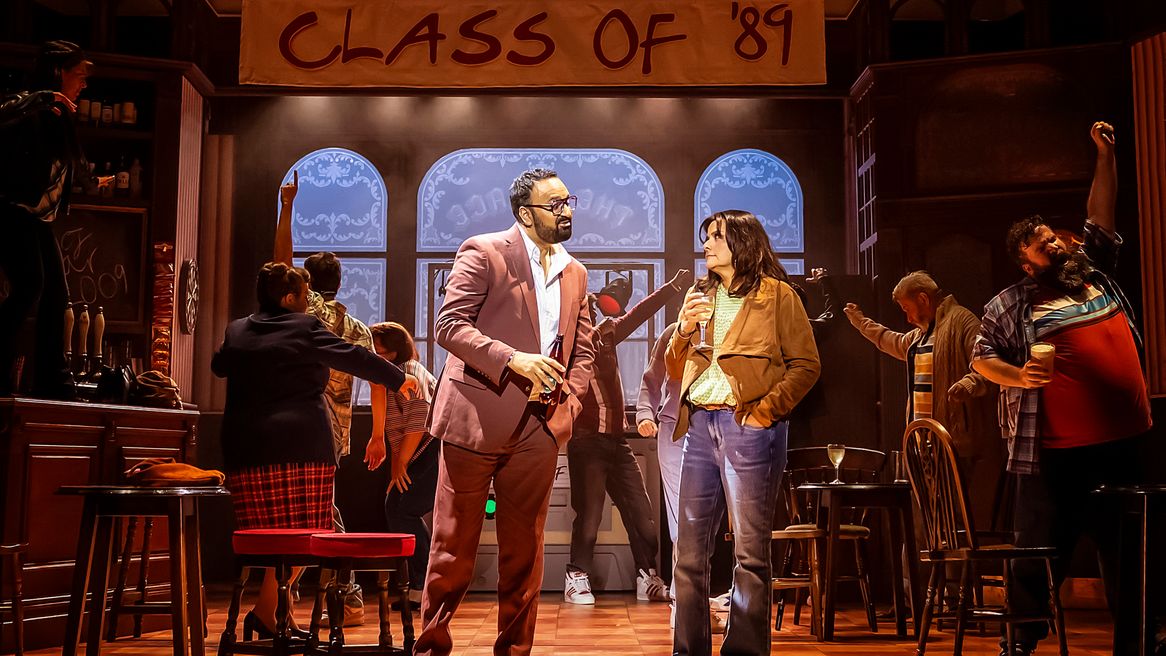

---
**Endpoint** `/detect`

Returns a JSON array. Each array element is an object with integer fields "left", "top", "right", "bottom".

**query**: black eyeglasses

[{"left": 523, "top": 195, "right": 577, "bottom": 217}]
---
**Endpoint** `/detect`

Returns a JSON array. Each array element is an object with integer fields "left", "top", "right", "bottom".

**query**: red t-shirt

[{"left": 1032, "top": 284, "right": 1151, "bottom": 448}]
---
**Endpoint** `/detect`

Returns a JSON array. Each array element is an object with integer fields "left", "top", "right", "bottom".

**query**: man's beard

[
  {"left": 534, "top": 217, "right": 572, "bottom": 244},
  {"left": 1034, "top": 250, "right": 1090, "bottom": 295}
]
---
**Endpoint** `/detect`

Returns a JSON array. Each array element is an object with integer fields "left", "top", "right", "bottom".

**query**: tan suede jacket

[{"left": 664, "top": 277, "right": 821, "bottom": 439}]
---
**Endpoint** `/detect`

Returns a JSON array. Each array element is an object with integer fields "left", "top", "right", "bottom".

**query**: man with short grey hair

[{"left": 844, "top": 272, "right": 1003, "bottom": 530}]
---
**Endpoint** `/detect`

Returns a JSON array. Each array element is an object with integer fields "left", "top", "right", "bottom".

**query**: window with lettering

[
  {"left": 417, "top": 149, "right": 668, "bottom": 406},
  {"left": 280, "top": 147, "right": 388, "bottom": 404},
  {"left": 694, "top": 148, "right": 804, "bottom": 276}
]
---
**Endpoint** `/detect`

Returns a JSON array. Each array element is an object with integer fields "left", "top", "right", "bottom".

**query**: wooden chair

[
  {"left": 0, "top": 543, "right": 27, "bottom": 656},
  {"left": 772, "top": 446, "right": 885, "bottom": 634},
  {"left": 903, "top": 419, "right": 1067, "bottom": 656}
]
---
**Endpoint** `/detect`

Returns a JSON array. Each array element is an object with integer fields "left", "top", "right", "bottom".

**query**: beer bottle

[{"left": 539, "top": 334, "right": 565, "bottom": 409}]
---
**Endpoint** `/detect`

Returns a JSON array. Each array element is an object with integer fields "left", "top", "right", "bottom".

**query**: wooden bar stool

[
  {"left": 307, "top": 533, "right": 415, "bottom": 655},
  {"left": 59, "top": 485, "right": 229, "bottom": 656},
  {"left": 218, "top": 529, "right": 324, "bottom": 656},
  {"left": 106, "top": 517, "right": 158, "bottom": 641},
  {"left": 0, "top": 543, "right": 27, "bottom": 656}
]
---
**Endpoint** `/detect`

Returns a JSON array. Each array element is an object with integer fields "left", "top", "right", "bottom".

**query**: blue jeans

[{"left": 673, "top": 409, "right": 786, "bottom": 656}]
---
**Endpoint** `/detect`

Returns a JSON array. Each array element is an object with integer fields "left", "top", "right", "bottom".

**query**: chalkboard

[{"left": 54, "top": 203, "right": 147, "bottom": 330}]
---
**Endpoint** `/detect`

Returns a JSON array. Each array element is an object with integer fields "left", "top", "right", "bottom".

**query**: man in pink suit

[{"left": 415, "top": 168, "right": 595, "bottom": 656}]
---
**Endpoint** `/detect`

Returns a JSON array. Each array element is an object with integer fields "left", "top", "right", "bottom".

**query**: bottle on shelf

[
  {"left": 77, "top": 99, "right": 90, "bottom": 123},
  {"left": 115, "top": 156, "right": 130, "bottom": 197},
  {"left": 88, "top": 99, "right": 101, "bottom": 123},
  {"left": 100, "top": 100, "right": 113, "bottom": 125},
  {"left": 129, "top": 158, "right": 143, "bottom": 199},
  {"left": 100, "top": 161, "right": 114, "bottom": 198},
  {"left": 121, "top": 101, "right": 137, "bottom": 125}
]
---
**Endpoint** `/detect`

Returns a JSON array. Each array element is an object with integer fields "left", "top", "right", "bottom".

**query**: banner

[{"left": 239, "top": 0, "right": 826, "bottom": 88}]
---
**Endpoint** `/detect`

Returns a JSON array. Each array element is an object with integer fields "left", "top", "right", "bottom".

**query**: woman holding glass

[{"left": 665, "top": 210, "right": 821, "bottom": 655}]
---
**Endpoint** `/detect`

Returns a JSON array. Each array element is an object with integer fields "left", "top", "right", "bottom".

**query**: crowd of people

[{"left": 1, "top": 42, "right": 1155, "bottom": 656}]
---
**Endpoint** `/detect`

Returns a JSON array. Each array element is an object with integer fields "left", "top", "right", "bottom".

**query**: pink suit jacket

[{"left": 429, "top": 225, "right": 595, "bottom": 453}]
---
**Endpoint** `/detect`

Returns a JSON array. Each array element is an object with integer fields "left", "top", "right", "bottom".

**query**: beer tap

[
  {"left": 90, "top": 307, "right": 105, "bottom": 381},
  {"left": 76, "top": 305, "right": 90, "bottom": 378},
  {"left": 64, "top": 302, "right": 75, "bottom": 371}
]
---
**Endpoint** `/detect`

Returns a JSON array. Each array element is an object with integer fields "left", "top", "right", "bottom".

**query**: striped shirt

[
  {"left": 910, "top": 327, "right": 935, "bottom": 421},
  {"left": 972, "top": 221, "right": 1143, "bottom": 474},
  {"left": 385, "top": 360, "right": 438, "bottom": 466}
]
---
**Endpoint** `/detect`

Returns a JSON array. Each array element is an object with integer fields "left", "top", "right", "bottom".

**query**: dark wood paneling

[{"left": 0, "top": 398, "right": 198, "bottom": 651}]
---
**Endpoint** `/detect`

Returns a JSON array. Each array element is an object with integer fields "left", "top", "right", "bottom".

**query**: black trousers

[
  {"left": 1008, "top": 433, "right": 1148, "bottom": 645},
  {"left": 0, "top": 208, "right": 71, "bottom": 396},
  {"left": 384, "top": 439, "right": 440, "bottom": 591},
  {"left": 567, "top": 432, "right": 659, "bottom": 577}
]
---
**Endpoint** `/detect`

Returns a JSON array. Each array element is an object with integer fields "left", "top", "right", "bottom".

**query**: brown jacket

[
  {"left": 428, "top": 225, "right": 595, "bottom": 452},
  {"left": 665, "top": 277, "right": 821, "bottom": 439},
  {"left": 851, "top": 294, "right": 996, "bottom": 455}
]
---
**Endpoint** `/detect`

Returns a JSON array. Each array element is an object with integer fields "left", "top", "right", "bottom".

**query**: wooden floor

[{"left": 32, "top": 588, "right": 1117, "bottom": 655}]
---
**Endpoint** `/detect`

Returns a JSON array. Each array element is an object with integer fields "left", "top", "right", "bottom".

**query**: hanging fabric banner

[{"left": 239, "top": 0, "right": 826, "bottom": 88}]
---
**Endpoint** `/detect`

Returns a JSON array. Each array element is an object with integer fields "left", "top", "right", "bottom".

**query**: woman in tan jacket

[{"left": 666, "top": 210, "right": 820, "bottom": 656}]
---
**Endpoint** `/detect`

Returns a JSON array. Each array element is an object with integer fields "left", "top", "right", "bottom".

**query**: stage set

[{"left": 2, "top": 1, "right": 1166, "bottom": 655}]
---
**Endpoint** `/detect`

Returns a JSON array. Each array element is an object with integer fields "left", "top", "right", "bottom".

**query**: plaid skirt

[{"left": 227, "top": 462, "right": 335, "bottom": 530}]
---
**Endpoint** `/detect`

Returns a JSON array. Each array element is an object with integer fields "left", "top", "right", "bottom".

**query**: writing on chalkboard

[
  {"left": 59, "top": 227, "right": 129, "bottom": 305},
  {"left": 54, "top": 204, "right": 147, "bottom": 328}
]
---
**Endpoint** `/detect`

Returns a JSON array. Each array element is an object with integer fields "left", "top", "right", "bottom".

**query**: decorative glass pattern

[
  {"left": 694, "top": 258, "right": 805, "bottom": 278},
  {"left": 280, "top": 148, "right": 387, "bottom": 252},
  {"left": 694, "top": 149, "right": 804, "bottom": 253},
  {"left": 418, "top": 149, "right": 664, "bottom": 252}
]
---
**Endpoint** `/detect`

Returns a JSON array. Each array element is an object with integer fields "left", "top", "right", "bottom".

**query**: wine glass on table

[{"left": 826, "top": 443, "right": 846, "bottom": 484}]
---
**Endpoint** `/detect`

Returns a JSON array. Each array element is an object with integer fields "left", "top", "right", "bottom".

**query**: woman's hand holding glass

[{"left": 679, "top": 290, "right": 714, "bottom": 346}]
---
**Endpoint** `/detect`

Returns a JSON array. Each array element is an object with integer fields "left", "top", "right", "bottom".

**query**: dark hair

[
  {"left": 695, "top": 210, "right": 788, "bottom": 297},
  {"left": 31, "top": 40, "right": 87, "bottom": 91},
  {"left": 370, "top": 322, "right": 416, "bottom": 365},
  {"left": 256, "top": 262, "right": 306, "bottom": 312},
  {"left": 1005, "top": 215, "right": 1048, "bottom": 267},
  {"left": 509, "top": 168, "right": 558, "bottom": 221},
  {"left": 304, "top": 252, "right": 341, "bottom": 294}
]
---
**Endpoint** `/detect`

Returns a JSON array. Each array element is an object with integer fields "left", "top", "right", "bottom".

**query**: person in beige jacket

[
  {"left": 843, "top": 271, "right": 1004, "bottom": 531},
  {"left": 666, "top": 210, "right": 820, "bottom": 656}
]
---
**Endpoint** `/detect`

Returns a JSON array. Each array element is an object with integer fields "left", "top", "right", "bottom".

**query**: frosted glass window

[
  {"left": 694, "top": 149, "right": 804, "bottom": 253},
  {"left": 418, "top": 149, "right": 664, "bottom": 253}
]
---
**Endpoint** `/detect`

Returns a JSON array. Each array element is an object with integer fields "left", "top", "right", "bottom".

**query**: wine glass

[
  {"left": 826, "top": 443, "right": 846, "bottom": 484},
  {"left": 696, "top": 292, "right": 715, "bottom": 350}
]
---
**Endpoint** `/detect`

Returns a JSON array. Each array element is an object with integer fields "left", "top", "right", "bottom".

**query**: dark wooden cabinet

[{"left": 0, "top": 398, "right": 198, "bottom": 651}]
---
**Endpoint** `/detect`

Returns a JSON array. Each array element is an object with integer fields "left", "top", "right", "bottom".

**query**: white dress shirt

[{"left": 519, "top": 225, "right": 572, "bottom": 356}]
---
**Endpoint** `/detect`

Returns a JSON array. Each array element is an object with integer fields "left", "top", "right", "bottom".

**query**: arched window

[
  {"left": 279, "top": 147, "right": 389, "bottom": 403},
  {"left": 417, "top": 148, "right": 666, "bottom": 403},
  {"left": 694, "top": 148, "right": 804, "bottom": 275}
]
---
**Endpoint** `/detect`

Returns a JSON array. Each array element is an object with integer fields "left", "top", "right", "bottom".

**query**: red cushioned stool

[
  {"left": 218, "top": 529, "right": 326, "bottom": 656},
  {"left": 307, "top": 532, "right": 415, "bottom": 655}
]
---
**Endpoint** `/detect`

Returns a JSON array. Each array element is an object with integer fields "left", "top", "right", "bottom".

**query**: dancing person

[
  {"left": 213, "top": 262, "right": 418, "bottom": 638},
  {"left": 971, "top": 122, "right": 1155, "bottom": 656}
]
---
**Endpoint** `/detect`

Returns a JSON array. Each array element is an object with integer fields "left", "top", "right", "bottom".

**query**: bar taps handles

[
  {"left": 76, "top": 305, "right": 90, "bottom": 377},
  {"left": 64, "top": 302, "right": 75, "bottom": 368},
  {"left": 91, "top": 307, "right": 105, "bottom": 377}
]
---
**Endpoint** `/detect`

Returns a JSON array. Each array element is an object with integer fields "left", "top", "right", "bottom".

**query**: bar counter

[{"left": 0, "top": 397, "right": 198, "bottom": 651}]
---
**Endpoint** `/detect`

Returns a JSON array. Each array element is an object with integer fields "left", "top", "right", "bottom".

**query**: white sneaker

[
  {"left": 564, "top": 570, "right": 596, "bottom": 605},
  {"left": 710, "top": 608, "right": 727, "bottom": 634},
  {"left": 709, "top": 590, "right": 731, "bottom": 611},
  {"left": 636, "top": 569, "right": 670, "bottom": 602},
  {"left": 669, "top": 602, "right": 676, "bottom": 628}
]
